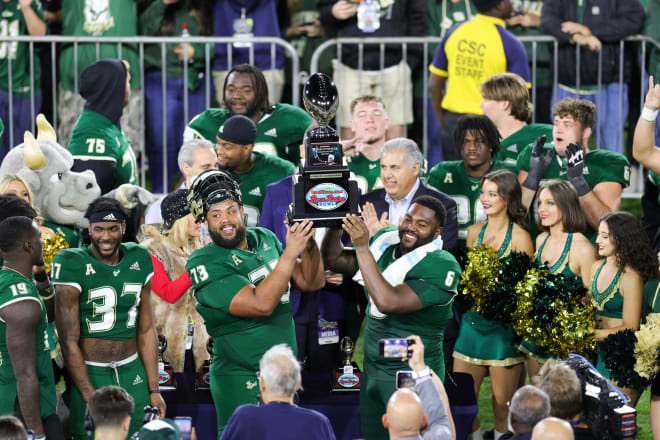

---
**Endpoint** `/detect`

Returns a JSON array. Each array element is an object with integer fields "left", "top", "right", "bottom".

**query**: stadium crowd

[{"left": 0, "top": 0, "right": 660, "bottom": 440}]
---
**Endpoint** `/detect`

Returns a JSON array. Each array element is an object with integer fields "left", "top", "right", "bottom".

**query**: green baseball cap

[{"left": 137, "top": 419, "right": 181, "bottom": 440}]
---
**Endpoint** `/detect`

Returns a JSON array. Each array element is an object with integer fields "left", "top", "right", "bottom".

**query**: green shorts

[
  {"left": 359, "top": 368, "right": 397, "bottom": 440},
  {"left": 210, "top": 373, "right": 261, "bottom": 438},
  {"left": 0, "top": 351, "right": 57, "bottom": 418},
  {"left": 69, "top": 353, "right": 150, "bottom": 440}
]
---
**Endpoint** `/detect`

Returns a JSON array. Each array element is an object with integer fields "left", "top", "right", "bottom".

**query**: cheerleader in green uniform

[
  {"left": 522, "top": 180, "right": 597, "bottom": 378},
  {"left": 453, "top": 169, "right": 534, "bottom": 440},
  {"left": 590, "top": 212, "right": 658, "bottom": 407}
]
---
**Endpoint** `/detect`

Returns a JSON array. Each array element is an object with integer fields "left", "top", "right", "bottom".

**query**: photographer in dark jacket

[
  {"left": 540, "top": 0, "right": 644, "bottom": 155},
  {"left": 318, "top": 0, "right": 426, "bottom": 141}
]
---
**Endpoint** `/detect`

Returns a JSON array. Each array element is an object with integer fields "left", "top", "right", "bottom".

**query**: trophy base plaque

[
  {"left": 158, "top": 362, "right": 177, "bottom": 391},
  {"left": 332, "top": 362, "right": 362, "bottom": 392},
  {"left": 195, "top": 364, "right": 211, "bottom": 391}
]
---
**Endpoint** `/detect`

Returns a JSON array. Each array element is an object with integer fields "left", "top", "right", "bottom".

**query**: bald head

[
  {"left": 382, "top": 389, "right": 426, "bottom": 438},
  {"left": 531, "top": 417, "right": 575, "bottom": 440}
]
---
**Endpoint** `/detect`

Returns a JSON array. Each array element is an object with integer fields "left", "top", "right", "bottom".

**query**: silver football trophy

[
  {"left": 332, "top": 336, "right": 362, "bottom": 391},
  {"left": 289, "top": 73, "right": 359, "bottom": 228}
]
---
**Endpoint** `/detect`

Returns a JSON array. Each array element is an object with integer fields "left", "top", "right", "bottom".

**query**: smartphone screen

[
  {"left": 378, "top": 338, "right": 413, "bottom": 358},
  {"left": 174, "top": 417, "right": 192, "bottom": 440},
  {"left": 396, "top": 370, "right": 415, "bottom": 390}
]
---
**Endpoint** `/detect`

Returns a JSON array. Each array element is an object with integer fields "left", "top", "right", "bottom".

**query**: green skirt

[
  {"left": 454, "top": 311, "right": 524, "bottom": 366},
  {"left": 595, "top": 342, "right": 612, "bottom": 380},
  {"left": 519, "top": 339, "right": 552, "bottom": 363}
]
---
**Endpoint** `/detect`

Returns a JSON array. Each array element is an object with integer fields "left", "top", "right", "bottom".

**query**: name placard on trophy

[
  {"left": 290, "top": 73, "right": 359, "bottom": 228},
  {"left": 157, "top": 334, "right": 176, "bottom": 391},
  {"left": 195, "top": 337, "right": 213, "bottom": 391},
  {"left": 332, "top": 337, "right": 362, "bottom": 392}
]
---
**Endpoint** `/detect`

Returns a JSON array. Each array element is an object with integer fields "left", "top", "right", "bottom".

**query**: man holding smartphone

[{"left": 322, "top": 196, "right": 461, "bottom": 440}]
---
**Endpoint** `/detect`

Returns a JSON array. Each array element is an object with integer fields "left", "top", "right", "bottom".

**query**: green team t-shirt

[
  {"left": 67, "top": 108, "right": 138, "bottom": 190},
  {"left": 362, "top": 227, "right": 461, "bottom": 381},
  {"left": 517, "top": 143, "right": 631, "bottom": 240},
  {"left": 42, "top": 222, "right": 83, "bottom": 248},
  {"left": 184, "top": 103, "right": 312, "bottom": 164},
  {"left": 427, "top": 160, "right": 516, "bottom": 246},
  {"left": 347, "top": 154, "right": 382, "bottom": 194},
  {"left": 51, "top": 243, "right": 153, "bottom": 340},
  {"left": 497, "top": 123, "right": 553, "bottom": 165},
  {"left": 0, "top": 270, "right": 57, "bottom": 418},
  {"left": 186, "top": 227, "right": 297, "bottom": 376},
  {"left": 642, "top": 278, "right": 660, "bottom": 324},
  {"left": 59, "top": 0, "right": 140, "bottom": 91},
  {"left": 227, "top": 152, "right": 295, "bottom": 227},
  {"left": 0, "top": 0, "right": 43, "bottom": 95}
]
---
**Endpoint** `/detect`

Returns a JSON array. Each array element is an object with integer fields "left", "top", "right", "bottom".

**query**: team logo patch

[
  {"left": 102, "top": 213, "right": 118, "bottom": 221},
  {"left": 264, "top": 128, "right": 277, "bottom": 137},
  {"left": 246, "top": 380, "right": 258, "bottom": 390},
  {"left": 305, "top": 183, "right": 348, "bottom": 211},
  {"left": 133, "top": 374, "right": 143, "bottom": 385},
  {"left": 130, "top": 262, "right": 141, "bottom": 271},
  {"left": 232, "top": 255, "right": 243, "bottom": 266},
  {"left": 113, "top": 269, "right": 120, "bottom": 277},
  {"left": 369, "top": 163, "right": 377, "bottom": 169},
  {"left": 248, "top": 187, "right": 262, "bottom": 196}
]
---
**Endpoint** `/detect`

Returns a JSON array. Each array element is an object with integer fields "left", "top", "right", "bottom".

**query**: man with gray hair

[
  {"left": 220, "top": 344, "right": 336, "bottom": 440},
  {"left": 361, "top": 137, "right": 458, "bottom": 249},
  {"left": 502, "top": 385, "right": 551, "bottom": 440},
  {"left": 144, "top": 138, "right": 217, "bottom": 224}
]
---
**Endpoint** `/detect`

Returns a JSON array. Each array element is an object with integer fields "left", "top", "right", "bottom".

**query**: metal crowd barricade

[
  {"left": 311, "top": 35, "right": 660, "bottom": 198},
  {"left": 0, "top": 35, "right": 299, "bottom": 191}
]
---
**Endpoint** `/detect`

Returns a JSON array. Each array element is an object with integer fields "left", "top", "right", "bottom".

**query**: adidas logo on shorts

[
  {"left": 248, "top": 187, "right": 261, "bottom": 196},
  {"left": 130, "top": 262, "right": 141, "bottom": 271},
  {"left": 103, "top": 213, "right": 118, "bottom": 221},
  {"left": 265, "top": 128, "right": 277, "bottom": 137},
  {"left": 133, "top": 374, "right": 143, "bottom": 385}
]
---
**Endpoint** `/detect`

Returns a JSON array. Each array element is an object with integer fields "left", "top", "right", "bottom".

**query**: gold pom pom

[
  {"left": 634, "top": 314, "right": 660, "bottom": 379},
  {"left": 43, "top": 234, "right": 69, "bottom": 274},
  {"left": 460, "top": 245, "right": 501, "bottom": 312}
]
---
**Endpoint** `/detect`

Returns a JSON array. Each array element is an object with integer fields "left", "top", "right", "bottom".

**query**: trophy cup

[
  {"left": 196, "top": 337, "right": 213, "bottom": 391},
  {"left": 332, "top": 337, "right": 362, "bottom": 391},
  {"left": 289, "top": 73, "right": 359, "bottom": 228},
  {"left": 157, "top": 334, "right": 176, "bottom": 390}
]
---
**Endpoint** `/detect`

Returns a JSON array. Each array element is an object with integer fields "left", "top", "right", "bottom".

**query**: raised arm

[
  {"left": 1, "top": 300, "right": 45, "bottom": 436},
  {"left": 229, "top": 220, "right": 314, "bottom": 317},
  {"left": 343, "top": 215, "right": 423, "bottom": 314},
  {"left": 55, "top": 285, "right": 95, "bottom": 402},
  {"left": 321, "top": 228, "right": 357, "bottom": 276},
  {"left": 137, "top": 280, "right": 166, "bottom": 417},
  {"left": 20, "top": 0, "right": 47, "bottom": 36},
  {"left": 291, "top": 237, "right": 325, "bottom": 292},
  {"left": 633, "top": 76, "right": 660, "bottom": 173}
]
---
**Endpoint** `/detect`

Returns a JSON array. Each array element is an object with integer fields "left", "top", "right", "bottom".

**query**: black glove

[
  {"left": 522, "top": 135, "right": 553, "bottom": 190},
  {"left": 565, "top": 142, "right": 590, "bottom": 196}
]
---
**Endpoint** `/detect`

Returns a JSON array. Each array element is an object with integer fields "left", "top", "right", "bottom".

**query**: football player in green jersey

[
  {"left": 427, "top": 114, "right": 516, "bottom": 247},
  {"left": 322, "top": 196, "right": 461, "bottom": 440},
  {"left": 186, "top": 170, "right": 324, "bottom": 437},
  {"left": 52, "top": 197, "right": 164, "bottom": 440},
  {"left": 184, "top": 64, "right": 311, "bottom": 164},
  {"left": 0, "top": 216, "right": 63, "bottom": 439},
  {"left": 215, "top": 115, "right": 296, "bottom": 227},
  {"left": 343, "top": 95, "right": 389, "bottom": 193},
  {"left": 518, "top": 98, "right": 630, "bottom": 237},
  {"left": 480, "top": 73, "right": 553, "bottom": 165}
]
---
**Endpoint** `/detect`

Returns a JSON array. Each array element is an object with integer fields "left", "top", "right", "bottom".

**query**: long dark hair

[
  {"left": 482, "top": 169, "right": 526, "bottom": 226},
  {"left": 536, "top": 180, "right": 586, "bottom": 233},
  {"left": 222, "top": 64, "right": 270, "bottom": 113},
  {"left": 601, "top": 212, "right": 659, "bottom": 282}
]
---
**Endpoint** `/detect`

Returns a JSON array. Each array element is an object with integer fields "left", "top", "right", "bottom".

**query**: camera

[{"left": 565, "top": 354, "right": 637, "bottom": 439}]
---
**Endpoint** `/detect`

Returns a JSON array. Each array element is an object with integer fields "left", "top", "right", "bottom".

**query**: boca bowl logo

[
  {"left": 158, "top": 370, "right": 170, "bottom": 384},
  {"left": 306, "top": 183, "right": 348, "bottom": 211},
  {"left": 338, "top": 373, "right": 360, "bottom": 388},
  {"left": 202, "top": 373, "right": 210, "bottom": 386}
]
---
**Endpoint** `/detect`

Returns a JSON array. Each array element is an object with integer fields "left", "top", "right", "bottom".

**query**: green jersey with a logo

[
  {"left": 227, "top": 152, "right": 295, "bottom": 227},
  {"left": 0, "top": 0, "right": 43, "bottom": 95},
  {"left": 42, "top": 222, "right": 83, "bottom": 248},
  {"left": 427, "top": 160, "right": 516, "bottom": 246},
  {"left": 59, "top": 0, "right": 140, "bottom": 91},
  {"left": 184, "top": 103, "right": 312, "bottom": 164},
  {"left": 362, "top": 227, "right": 461, "bottom": 382},
  {"left": 497, "top": 123, "right": 553, "bottom": 165},
  {"left": 67, "top": 108, "right": 138, "bottom": 190},
  {"left": 187, "top": 227, "right": 297, "bottom": 376},
  {"left": 51, "top": 243, "right": 153, "bottom": 340},
  {"left": 347, "top": 154, "right": 382, "bottom": 194},
  {"left": 517, "top": 143, "right": 631, "bottom": 239},
  {"left": 0, "top": 270, "right": 57, "bottom": 417}
]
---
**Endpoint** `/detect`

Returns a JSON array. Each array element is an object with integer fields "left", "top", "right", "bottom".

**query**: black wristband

[
  {"left": 149, "top": 389, "right": 160, "bottom": 394},
  {"left": 34, "top": 270, "right": 49, "bottom": 282}
]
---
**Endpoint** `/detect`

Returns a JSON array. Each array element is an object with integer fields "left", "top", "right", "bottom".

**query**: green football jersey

[
  {"left": 347, "top": 154, "right": 382, "bottom": 194},
  {"left": 42, "top": 222, "right": 83, "bottom": 248},
  {"left": 51, "top": 243, "right": 153, "bottom": 340},
  {"left": 427, "top": 160, "right": 516, "bottom": 246},
  {"left": 0, "top": 270, "right": 57, "bottom": 418},
  {"left": 185, "top": 103, "right": 312, "bottom": 164},
  {"left": 0, "top": 0, "right": 43, "bottom": 95},
  {"left": 186, "top": 227, "right": 297, "bottom": 376},
  {"left": 227, "top": 152, "right": 295, "bottom": 227},
  {"left": 59, "top": 0, "right": 140, "bottom": 91},
  {"left": 517, "top": 142, "right": 631, "bottom": 240},
  {"left": 497, "top": 123, "right": 553, "bottom": 166},
  {"left": 67, "top": 108, "right": 138, "bottom": 189},
  {"left": 362, "top": 227, "right": 461, "bottom": 381},
  {"left": 641, "top": 278, "right": 660, "bottom": 324}
]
